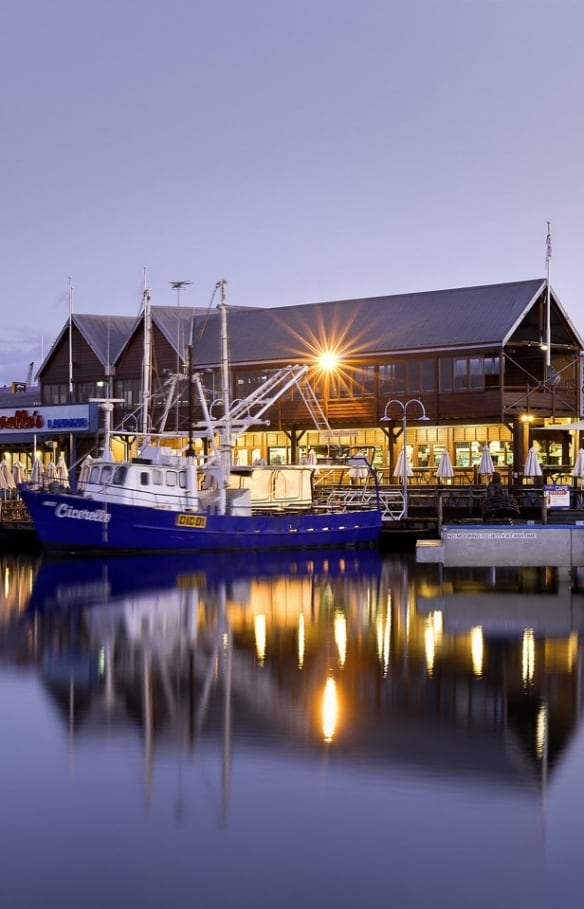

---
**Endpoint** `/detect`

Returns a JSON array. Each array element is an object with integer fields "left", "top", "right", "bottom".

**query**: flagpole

[
  {"left": 68, "top": 276, "right": 74, "bottom": 400},
  {"left": 545, "top": 222, "right": 552, "bottom": 370}
]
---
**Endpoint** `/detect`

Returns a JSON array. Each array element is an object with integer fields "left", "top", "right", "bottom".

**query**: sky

[{"left": 2, "top": 0, "right": 584, "bottom": 385}]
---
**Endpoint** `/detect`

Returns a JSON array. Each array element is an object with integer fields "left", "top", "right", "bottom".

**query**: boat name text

[{"left": 55, "top": 504, "right": 112, "bottom": 524}]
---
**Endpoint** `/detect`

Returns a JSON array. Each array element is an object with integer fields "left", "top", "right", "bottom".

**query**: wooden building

[{"left": 29, "top": 277, "right": 584, "bottom": 482}]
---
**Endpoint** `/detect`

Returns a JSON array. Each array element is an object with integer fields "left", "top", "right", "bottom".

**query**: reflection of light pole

[{"left": 381, "top": 398, "right": 429, "bottom": 517}]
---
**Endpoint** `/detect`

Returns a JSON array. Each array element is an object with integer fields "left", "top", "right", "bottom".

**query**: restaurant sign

[
  {"left": 0, "top": 403, "right": 98, "bottom": 436},
  {"left": 544, "top": 484, "right": 571, "bottom": 509}
]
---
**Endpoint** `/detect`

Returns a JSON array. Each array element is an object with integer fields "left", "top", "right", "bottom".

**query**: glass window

[
  {"left": 439, "top": 359, "right": 453, "bottom": 392},
  {"left": 166, "top": 471, "right": 177, "bottom": 487},
  {"left": 113, "top": 466, "right": 128, "bottom": 485},
  {"left": 101, "top": 465, "right": 114, "bottom": 484}
]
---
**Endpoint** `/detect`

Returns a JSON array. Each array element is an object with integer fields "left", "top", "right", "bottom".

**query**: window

[
  {"left": 114, "top": 378, "right": 142, "bottom": 407},
  {"left": 380, "top": 359, "right": 435, "bottom": 395},
  {"left": 113, "top": 466, "right": 128, "bottom": 485},
  {"left": 43, "top": 383, "right": 69, "bottom": 405},
  {"left": 439, "top": 355, "right": 500, "bottom": 392}
]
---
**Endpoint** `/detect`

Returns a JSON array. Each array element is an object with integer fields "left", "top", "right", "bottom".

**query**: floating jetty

[{"left": 417, "top": 521, "right": 584, "bottom": 568}]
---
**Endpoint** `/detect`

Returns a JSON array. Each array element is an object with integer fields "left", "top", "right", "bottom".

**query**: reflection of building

[
  {"left": 1, "top": 278, "right": 582, "bottom": 481},
  {"left": 3, "top": 551, "right": 584, "bottom": 797}
]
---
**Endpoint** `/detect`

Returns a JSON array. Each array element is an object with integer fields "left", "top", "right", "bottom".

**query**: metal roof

[
  {"left": 73, "top": 313, "right": 138, "bottom": 366},
  {"left": 190, "top": 278, "right": 552, "bottom": 366},
  {"left": 36, "top": 278, "right": 581, "bottom": 377},
  {"left": 37, "top": 313, "right": 137, "bottom": 378}
]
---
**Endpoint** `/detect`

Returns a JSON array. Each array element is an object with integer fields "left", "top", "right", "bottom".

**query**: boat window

[
  {"left": 89, "top": 466, "right": 101, "bottom": 484},
  {"left": 179, "top": 471, "right": 187, "bottom": 488},
  {"left": 152, "top": 469, "right": 163, "bottom": 486},
  {"left": 101, "top": 465, "right": 114, "bottom": 484},
  {"left": 113, "top": 466, "right": 128, "bottom": 485},
  {"left": 140, "top": 471, "right": 150, "bottom": 486},
  {"left": 166, "top": 471, "right": 177, "bottom": 487}
]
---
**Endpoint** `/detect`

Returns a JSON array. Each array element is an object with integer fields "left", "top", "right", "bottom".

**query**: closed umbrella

[
  {"left": 13, "top": 460, "right": 26, "bottom": 485},
  {"left": 0, "top": 463, "right": 12, "bottom": 492},
  {"left": 478, "top": 444, "right": 495, "bottom": 476},
  {"left": 56, "top": 454, "right": 70, "bottom": 487},
  {"left": 78, "top": 454, "right": 93, "bottom": 488},
  {"left": 45, "top": 461, "right": 57, "bottom": 483},
  {"left": 435, "top": 449, "right": 454, "bottom": 481},
  {"left": 0, "top": 460, "right": 16, "bottom": 490},
  {"left": 572, "top": 448, "right": 584, "bottom": 478},
  {"left": 393, "top": 448, "right": 413, "bottom": 479},
  {"left": 30, "top": 457, "right": 44, "bottom": 489},
  {"left": 523, "top": 446, "right": 543, "bottom": 478}
]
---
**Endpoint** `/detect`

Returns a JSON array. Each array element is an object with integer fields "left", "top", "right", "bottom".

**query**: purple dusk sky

[{"left": 2, "top": 0, "right": 583, "bottom": 384}]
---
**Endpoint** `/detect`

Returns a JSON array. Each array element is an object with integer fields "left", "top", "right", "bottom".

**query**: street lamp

[{"left": 381, "top": 398, "right": 429, "bottom": 518}]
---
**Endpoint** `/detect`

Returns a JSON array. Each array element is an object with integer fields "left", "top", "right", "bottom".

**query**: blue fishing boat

[{"left": 19, "top": 283, "right": 382, "bottom": 554}]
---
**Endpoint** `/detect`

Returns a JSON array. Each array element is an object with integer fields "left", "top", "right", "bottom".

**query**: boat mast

[
  {"left": 142, "top": 271, "right": 152, "bottom": 438},
  {"left": 217, "top": 279, "right": 232, "bottom": 479}
]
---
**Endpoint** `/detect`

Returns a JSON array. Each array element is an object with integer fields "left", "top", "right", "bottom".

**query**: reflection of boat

[
  {"left": 20, "top": 284, "right": 382, "bottom": 554},
  {"left": 27, "top": 548, "right": 384, "bottom": 615}
]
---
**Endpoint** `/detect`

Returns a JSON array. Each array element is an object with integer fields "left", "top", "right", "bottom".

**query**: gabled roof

[
  {"left": 38, "top": 313, "right": 136, "bottom": 377},
  {"left": 73, "top": 314, "right": 137, "bottom": 366},
  {"left": 191, "top": 279, "right": 567, "bottom": 366},
  {"left": 114, "top": 304, "right": 257, "bottom": 362}
]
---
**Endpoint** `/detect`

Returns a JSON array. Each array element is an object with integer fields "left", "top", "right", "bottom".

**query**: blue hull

[{"left": 19, "top": 487, "right": 382, "bottom": 553}]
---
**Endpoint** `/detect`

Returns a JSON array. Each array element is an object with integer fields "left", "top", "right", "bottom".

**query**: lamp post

[{"left": 381, "top": 398, "right": 429, "bottom": 518}]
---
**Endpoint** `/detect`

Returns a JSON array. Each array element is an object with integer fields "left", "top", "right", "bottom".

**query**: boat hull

[{"left": 19, "top": 487, "right": 382, "bottom": 553}]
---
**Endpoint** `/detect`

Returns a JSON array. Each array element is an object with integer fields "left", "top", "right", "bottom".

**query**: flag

[{"left": 546, "top": 224, "right": 552, "bottom": 264}]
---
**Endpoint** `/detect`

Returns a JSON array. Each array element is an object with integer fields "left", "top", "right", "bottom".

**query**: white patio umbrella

[
  {"left": 572, "top": 448, "right": 584, "bottom": 478},
  {"left": 478, "top": 444, "right": 495, "bottom": 475},
  {"left": 45, "top": 460, "right": 57, "bottom": 482},
  {"left": 435, "top": 449, "right": 454, "bottom": 481},
  {"left": 0, "top": 464, "right": 11, "bottom": 491},
  {"left": 523, "top": 445, "right": 543, "bottom": 478},
  {"left": 30, "top": 457, "right": 44, "bottom": 488},
  {"left": 56, "top": 453, "right": 70, "bottom": 487},
  {"left": 13, "top": 460, "right": 26, "bottom": 485},
  {"left": 78, "top": 454, "right": 93, "bottom": 488},
  {"left": 0, "top": 460, "right": 16, "bottom": 490},
  {"left": 393, "top": 448, "right": 413, "bottom": 479}
]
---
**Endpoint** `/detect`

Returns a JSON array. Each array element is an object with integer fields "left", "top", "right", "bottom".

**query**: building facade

[{"left": 2, "top": 277, "right": 582, "bottom": 487}]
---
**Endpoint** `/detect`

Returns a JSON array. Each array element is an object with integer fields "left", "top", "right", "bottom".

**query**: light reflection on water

[{"left": 2, "top": 550, "right": 584, "bottom": 908}]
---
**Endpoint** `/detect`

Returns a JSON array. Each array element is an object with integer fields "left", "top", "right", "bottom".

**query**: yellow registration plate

[{"left": 175, "top": 513, "right": 207, "bottom": 528}]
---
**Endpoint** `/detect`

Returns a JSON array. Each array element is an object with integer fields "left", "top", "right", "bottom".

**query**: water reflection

[
  {"left": 5, "top": 550, "right": 584, "bottom": 905},
  {"left": 0, "top": 550, "right": 582, "bottom": 802}
]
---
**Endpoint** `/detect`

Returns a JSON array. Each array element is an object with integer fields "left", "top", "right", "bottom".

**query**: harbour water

[{"left": 2, "top": 549, "right": 584, "bottom": 909}]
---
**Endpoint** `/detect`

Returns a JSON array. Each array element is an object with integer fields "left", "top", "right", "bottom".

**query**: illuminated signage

[{"left": 0, "top": 404, "right": 96, "bottom": 435}]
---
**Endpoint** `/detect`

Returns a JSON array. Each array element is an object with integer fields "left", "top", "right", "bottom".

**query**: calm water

[{"left": 2, "top": 548, "right": 584, "bottom": 909}]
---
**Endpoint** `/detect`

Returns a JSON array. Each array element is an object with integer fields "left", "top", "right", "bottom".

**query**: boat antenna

[{"left": 170, "top": 280, "right": 192, "bottom": 428}]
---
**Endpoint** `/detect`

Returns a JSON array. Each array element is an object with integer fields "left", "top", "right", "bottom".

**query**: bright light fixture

[{"left": 318, "top": 350, "right": 339, "bottom": 371}]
